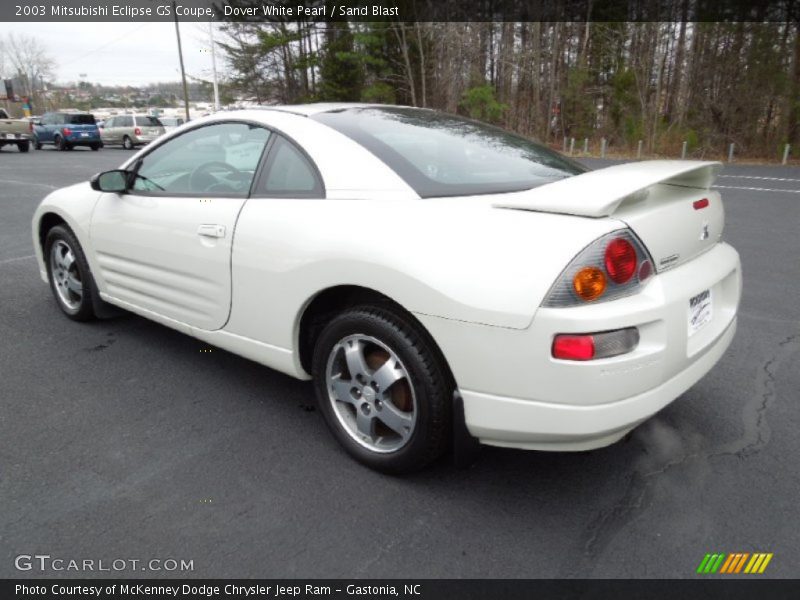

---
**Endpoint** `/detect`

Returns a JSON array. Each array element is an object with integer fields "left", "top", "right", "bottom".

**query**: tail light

[
  {"left": 552, "top": 328, "right": 640, "bottom": 361},
  {"left": 542, "top": 229, "right": 654, "bottom": 307},
  {"left": 604, "top": 238, "right": 637, "bottom": 284},
  {"left": 134, "top": 127, "right": 142, "bottom": 136},
  {"left": 62, "top": 127, "right": 72, "bottom": 136}
]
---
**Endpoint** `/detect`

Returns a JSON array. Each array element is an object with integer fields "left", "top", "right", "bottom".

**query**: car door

[
  {"left": 100, "top": 117, "right": 115, "bottom": 143},
  {"left": 38, "top": 113, "right": 54, "bottom": 143},
  {"left": 89, "top": 121, "right": 272, "bottom": 330},
  {"left": 119, "top": 115, "right": 135, "bottom": 143},
  {"left": 109, "top": 116, "right": 127, "bottom": 144}
]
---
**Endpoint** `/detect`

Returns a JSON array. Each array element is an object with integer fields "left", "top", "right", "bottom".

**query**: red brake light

[
  {"left": 552, "top": 335, "right": 595, "bottom": 361},
  {"left": 604, "top": 238, "right": 637, "bottom": 284},
  {"left": 693, "top": 198, "right": 709, "bottom": 210},
  {"left": 62, "top": 127, "right": 72, "bottom": 136},
  {"left": 134, "top": 127, "right": 142, "bottom": 136}
]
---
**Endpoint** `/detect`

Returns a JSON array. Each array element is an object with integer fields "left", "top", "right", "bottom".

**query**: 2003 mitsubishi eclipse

[{"left": 31, "top": 104, "right": 741, "bottom": 472}]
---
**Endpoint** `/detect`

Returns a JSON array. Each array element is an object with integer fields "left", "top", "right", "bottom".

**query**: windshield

[
  {"left": 66, "top": 114, "right": 96, "bottom": 125},
  {"left": 312, "top": 107, "right": 586, "bottom": 197}
]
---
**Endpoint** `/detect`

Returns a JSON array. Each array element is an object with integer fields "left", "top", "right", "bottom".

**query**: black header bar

[{"left": 3, "top": 0, "right": 800, "bottom": 22}]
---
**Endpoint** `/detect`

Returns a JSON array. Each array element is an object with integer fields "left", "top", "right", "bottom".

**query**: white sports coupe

[{"left": 32, "top": 104, "right": 741, "bottom": 472}]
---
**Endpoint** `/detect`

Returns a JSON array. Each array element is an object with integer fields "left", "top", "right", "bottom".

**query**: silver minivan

[
  {"left": 158, "top": 116, "right": 187, "bottom": 132},
  {"left": 100, "top": 114, "right": 166, "bottom": 149}
]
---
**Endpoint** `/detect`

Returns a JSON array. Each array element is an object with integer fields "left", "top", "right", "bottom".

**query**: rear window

[
  {"left": 66, "top": 114, "right": 96, "bottom": 125},
  {"left": 312, "top": 107, "right": 586, "bottom": 198},
  {"left": 136, "top": 116, "right": 163, "bottom": 127}
]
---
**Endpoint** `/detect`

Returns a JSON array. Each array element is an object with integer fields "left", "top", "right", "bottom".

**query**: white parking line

[
  {"left": 0, "top": 254, "right": 35, "bottom": 265},
  {"left": 713, "top": 185, "right": 800, "bottom": 194},
  {"left": 719, "top": 175, "right": 800, "bottom": 183},
  {"left": 0, "top": 178, "right": 58, "bottom": 190}
]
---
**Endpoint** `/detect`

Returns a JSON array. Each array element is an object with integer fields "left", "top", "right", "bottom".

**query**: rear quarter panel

[{"left": 224, "top": 197, "right": 619, "bottom": 352}]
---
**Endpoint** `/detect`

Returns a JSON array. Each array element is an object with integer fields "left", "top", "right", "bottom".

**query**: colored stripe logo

[{"left": 697, "top": 553, "right": 773, "bottom": 574}]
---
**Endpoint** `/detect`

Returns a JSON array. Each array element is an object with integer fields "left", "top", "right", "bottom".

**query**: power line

[{"left": 58, "top": 24, "right": 151, "bottom": 69}]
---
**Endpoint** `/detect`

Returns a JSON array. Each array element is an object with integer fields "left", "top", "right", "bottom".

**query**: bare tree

[{"left": 4, "top": 33, "right": 55, "bottom": 97}]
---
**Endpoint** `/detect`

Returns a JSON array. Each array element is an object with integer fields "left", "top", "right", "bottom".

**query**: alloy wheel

[
  {"left": 325, "top": 334, "right": 417, "bottom": 453},
  {"left": 49, "top": 239, "right": 83, "bottom": 310}
]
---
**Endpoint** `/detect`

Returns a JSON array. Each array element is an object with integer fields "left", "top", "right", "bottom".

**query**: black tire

[
  {"left": 44, "top": 225, "right": 97, "bottom": 322},
  {"left": 311, "top": 305, "right": 451, "bottom": 473},
  {"left": 35, "top": 138, "right": 42, "bottom": 150},
  {"left": 55, "top": 135, "right": 66, "bottom": 151},
  {"left": 122, "top": 136, "right": 133, "bottom": 150},
  {"left": 90, "top": 143, "right": 101, "bottom": 151},
  {"left": 18, "top": 140, "right": 30, "bottom": 153}
]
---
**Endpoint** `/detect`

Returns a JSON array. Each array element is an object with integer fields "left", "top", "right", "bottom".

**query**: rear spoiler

[{"left": 494, "top": 160, "right": 722, "bottom": 218}]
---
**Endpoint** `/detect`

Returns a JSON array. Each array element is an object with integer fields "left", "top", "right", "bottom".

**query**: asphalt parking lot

[{"left": 1, "top": 146, "right": 798, "bottom": 578}]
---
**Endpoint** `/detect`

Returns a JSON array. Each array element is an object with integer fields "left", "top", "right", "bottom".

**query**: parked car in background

[
  {"left": 33, "top": 112, "right": 102, "bottom": 151},
  {"left": 0, "top": 108, "right": 35, "bottom": 152},
  {"left": 100, "top": 114, "right": 166, "bottom": 149},
  {"left": 158, "top": 116, "right": 187, "bottom": 132}
]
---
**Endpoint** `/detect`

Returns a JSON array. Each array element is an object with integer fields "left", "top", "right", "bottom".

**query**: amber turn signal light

[{"left": 572, "top": 267, "right": 607, "bottom": 301}]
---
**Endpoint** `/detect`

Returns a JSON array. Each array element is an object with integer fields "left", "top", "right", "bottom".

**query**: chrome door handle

[{"left": 197, "top": 224, "right": 226, "bottom": 238}]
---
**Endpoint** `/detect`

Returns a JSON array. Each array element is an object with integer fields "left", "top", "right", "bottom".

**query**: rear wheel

[
  {"left": 44, "top": 225, "right": 97, "bottom": 321},
  {"left": 18, "top": 140, "right": 30, "bottom": 153},
  {"left": 312, "top": 306, "right": 451, "bottom": 473},
  {"left": 90, "top": 143, "right": 101, "bottom": 151},
  {"left": 122, "top": 135, "right": 133, "bottom": 150}
]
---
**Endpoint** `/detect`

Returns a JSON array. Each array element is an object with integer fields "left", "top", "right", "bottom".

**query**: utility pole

[
  {"left": 173, "top": 1, "right": 191, "bottom": 122},
  {"left": 209, "top": 21, "right": 220, "bottom": 112}
]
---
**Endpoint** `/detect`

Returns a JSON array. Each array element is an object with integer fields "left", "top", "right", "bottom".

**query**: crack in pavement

[{"left": 560, "top": 330, "right": 800, "bottom": 578}]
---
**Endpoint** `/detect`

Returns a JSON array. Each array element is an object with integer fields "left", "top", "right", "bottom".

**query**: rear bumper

[
  {"left": 0, "top": 133, "right": 32, "bottom": 142},
  {"left": 417, "top": 241, "right": 741, "bottom": 451},
  {"left": 461, "top": 317, "right": 736, "bottom": 450},
  {"left": 65, "top": 135, "right": 101, "bottom": 145}
]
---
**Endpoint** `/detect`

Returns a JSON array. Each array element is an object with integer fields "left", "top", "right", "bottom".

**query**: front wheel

[
  {"left": 44, "top": 225, "right": 97, "bottom": 321},
  {"left": 55, "top": 135, "right": 66, "bottom": 151},
  {"left": 312, "top": 306, "right": 451, "bottom": 473}
]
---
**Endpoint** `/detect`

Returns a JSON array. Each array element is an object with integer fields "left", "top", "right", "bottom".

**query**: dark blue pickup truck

[{"left": 34, "top": 112, "right": 103, "bottom": 151}]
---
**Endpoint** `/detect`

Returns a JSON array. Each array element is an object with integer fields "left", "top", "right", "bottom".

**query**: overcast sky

[{"left": 0, "top": 22, "right": 220, "bottom": 86}]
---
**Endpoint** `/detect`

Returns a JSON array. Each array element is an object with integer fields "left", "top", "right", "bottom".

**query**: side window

[
  {"left": 105, "top": 118, "right": 115, "bottom": 128},
  {"left": 257, "top": 135, "right": 323, "bottom": 198},
  {"left": 132, "top": 122, "right": 270, "bottom": 196},
  {"left": 121, "top": 116, "right": 133, "bottom": 127}
]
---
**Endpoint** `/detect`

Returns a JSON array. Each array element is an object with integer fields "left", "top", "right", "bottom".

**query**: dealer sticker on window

[{"left": 688, "top": 289, "right": 713, "bottom": 336}]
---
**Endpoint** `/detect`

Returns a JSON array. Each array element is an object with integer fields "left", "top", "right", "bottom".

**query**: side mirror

[{"left": 90, "top": 170, "right": 129, "bottom": 193}]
